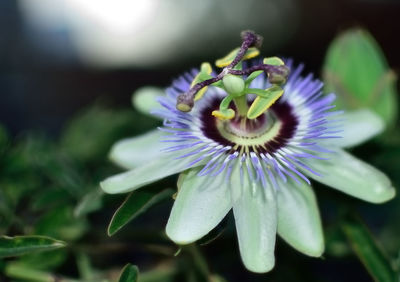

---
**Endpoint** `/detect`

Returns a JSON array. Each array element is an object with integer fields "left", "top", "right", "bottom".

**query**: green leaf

[
  {"left": 119, "top": 264, "right": 139, "bottom": 282},
  {"left": 108, "top": 188, "right": 174, "bottom": 236},
  {"left": 341, "top": 214, "right": 396, "bottom": 282},
  {"left": 323, "top": 28, "right": 398, "bottom": 125},
  {"left": 0, "top": 235, "right": 66, "bottom": 258}
]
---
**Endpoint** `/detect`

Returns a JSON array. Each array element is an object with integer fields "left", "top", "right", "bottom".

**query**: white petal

[
  {"left": 323, "top": 109, "right": 385, "bottom": 148},
  {"left": 277, "top": 178, "right": 324, "bottom": 257},
  {"left": 303, "top": 149, "right": 395, "bottom": 203},
  {"left": 166, "top": 168, "right": 232, "bottom": 244},
  {"left": 109, "top": 130, "right": 166, "bottom": 169},
  {"left": 101, "top": 151, "right": 202, "bottom": 194},
  {"left": 232, "top": 165, "right": 277, "bottom": 273}
]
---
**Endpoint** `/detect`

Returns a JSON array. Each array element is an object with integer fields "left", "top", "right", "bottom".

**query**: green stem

[
  {"left": 183, "top": 243, "right": 210, "bottom": 281},
  {"left": 219, "top": 95, "right": 233, "bottom": 111},
  {"left": 233, "top": 95, "right": 248, "bottom": 117}
]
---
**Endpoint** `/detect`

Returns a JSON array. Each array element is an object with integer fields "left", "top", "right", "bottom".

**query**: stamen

[{"left": 175, "top": 30, "right": 290, "bottom": 123}]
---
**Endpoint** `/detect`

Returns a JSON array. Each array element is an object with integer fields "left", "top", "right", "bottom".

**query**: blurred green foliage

[
  {"left": 323, "top": 28, "right": 398, "bottom": 126},
  {"left": 0, "top": 104, "right": 162, "bottom": 281}
]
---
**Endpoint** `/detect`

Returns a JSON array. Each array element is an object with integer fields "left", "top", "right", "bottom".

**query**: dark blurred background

[
  {"left": 1, "top": 1, "right": 400, "bottom": 281},
  {"left": 1, "top": 0, "right": 399, "bottom": 136}
]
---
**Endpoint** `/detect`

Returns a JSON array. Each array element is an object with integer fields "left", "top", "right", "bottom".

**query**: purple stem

[
  {"left": 227, "top": 31, "right": 259, "bottom": 69},
  {"left": 228, "top": 64, "right": 289, "bottom": 76},
  {"left": 177, "top": 31, "right": 270, "bottom": 109}
]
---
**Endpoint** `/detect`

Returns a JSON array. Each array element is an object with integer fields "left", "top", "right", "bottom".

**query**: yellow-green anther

[
  {"left": 176, "top": 93, "right": 194, "bottom": 112},
  {"left": 268, "top": 71, "right": 289, "bottom": 85},
  {"left": 247, "top": 86, "right": 284, "bottom": 119},
  {"left": 263, "top": 57, "right": 289, "bottom": 85},
  {"left": 212, "top": 95, "right": 235, "bottom": 120},
  {"left": 200, "top": 62, "right": 212, "bottom": 74},
  {"left": 222, "top": 74, "right": 245, "bottom": 96},
  {"left": 177, "top": 103, "right": 192, "bottom": 112},
  {"left": 212, "top": 108, "right": 235, "bottom": 120},
  {"left": 219, "top": 94, "right": 234, "bottom": 110},
  {"left": 263, "top": 57, "right": 285, "bottom": 66},
  {"left": 192, "top": 62, "right": 213, "bottom": 101},
  {"left": 215, "top": 47, "right": 260, "bottom": 68}
]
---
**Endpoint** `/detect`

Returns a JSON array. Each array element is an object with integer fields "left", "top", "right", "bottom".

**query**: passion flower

[{"left": 101, "top": 31, "right": 395, "bottom": 273}]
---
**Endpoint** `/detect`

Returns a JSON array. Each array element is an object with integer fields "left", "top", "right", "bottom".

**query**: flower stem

[
  {"left": 233, "top": 95, "right": 249, "bottom": 118},
  {"left": 183, "top": 243, "right": 210, "bottom": 281}
]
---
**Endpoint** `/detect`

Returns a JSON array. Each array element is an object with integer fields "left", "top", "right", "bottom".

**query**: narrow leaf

[
  {"left": 108, "top": 188, "right": 174, "bottom": 236},
  {"left": 341, "top": 214, "right": 396, "bottom": 282},
  {"left": 119, "top": 264, "right": 139, "bottom": 282},
  {"left": 0, "top": 236, "right": 66, "bottom": 258}
]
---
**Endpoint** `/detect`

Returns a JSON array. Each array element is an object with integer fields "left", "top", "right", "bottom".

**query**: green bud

[{"left": 222, "top": 74, "right": 245, "bottom": 96}]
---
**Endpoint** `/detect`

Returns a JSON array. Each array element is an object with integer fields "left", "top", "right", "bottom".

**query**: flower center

[
  {"left": 200, "top": 97, "right": 298, "bottom": 155},
  {"left": 216, "top": 113, "right": 281, "bottom": 147}
]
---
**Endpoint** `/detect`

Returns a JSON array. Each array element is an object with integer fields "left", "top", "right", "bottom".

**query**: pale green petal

[
  {"left": 132, "top": 86, "right": 164, "bottom": 119},
  {"left": 277, "top": 178, "right": 324, "bottom": 257},
  {"left": 109, "top": 130, "right": 165, "bottom": 169},
  {"left": 303, "top": 149, "right": 395, "bottom": 203},
  {"left": 323, "top": 109, "right": 384, "bottom": 148},
  {"left": 232, "top": 166, "right": 277, "bottom": 273},
  {"left": 101, "top": 151, "right": 203, "bottom": 194},
  {"left": 166, "top": 168, "right": 232, "bottom": 244}
]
